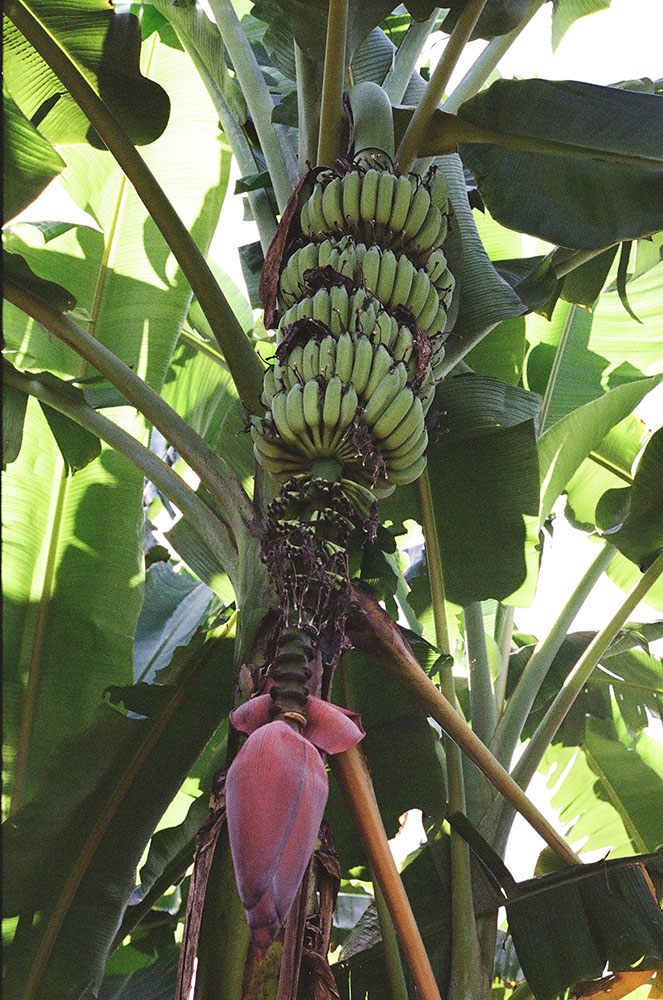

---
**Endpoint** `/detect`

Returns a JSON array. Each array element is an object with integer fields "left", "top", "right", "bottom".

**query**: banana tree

[{"left": 3, "top": 1, "right": 663, "bottom": 998}]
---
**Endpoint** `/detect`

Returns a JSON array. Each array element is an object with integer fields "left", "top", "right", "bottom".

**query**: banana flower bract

[{"left": 227, "top": 693, "right": 365, "bottom": 955}]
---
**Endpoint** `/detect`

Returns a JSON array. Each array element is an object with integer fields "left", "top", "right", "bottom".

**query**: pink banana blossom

[{"left": 226, "top": 693, "right": 365, "bottom": 956}]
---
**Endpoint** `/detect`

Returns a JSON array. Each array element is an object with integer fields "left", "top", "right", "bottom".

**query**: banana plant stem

[
  {"left": 396, "top": 0, "right": 490, "bottom": 173},
  {"left": 4, "top": 367, "right": 238, "bottom": 586},
  {"left": 295, "top": 43, "right": 322, "bottom": 169},
  {"left": 372, "top": 875, "right": 410, "bottom": 1000},
  {"left": 382, "top": 8, "right": 441, "bottom": 105},
  {"left": 4, "top": 0, "right": 265, "bottom": 415},
  {"left": 331, "top": 746, "right": 443, "bottom": 1000},
  {"left": 349, "top": 586, "right": 582, "bottom": 867},
  {"left": 153, "top": 0, "right": 277, "bottom": 253},
  {"left": 494, "top": 603, "right": 515, "bottom": 712},
  {"left": 492, "top": 543, "right": 615, "bottom": 769},
  {"left": 206, "top": 0, "right": 299, "bottom": 212},
  {"left": 317, "top": 0, "right": 349, "bottom": 166},
  {"left": 465, "top": 602, "right": 498, "bottom": 744},
  {"left": 513, "top": 550, "right": 663, "bottom": 792},
  {"left": 418, "top": 473, "right": 482, "bottom": 996},
  {"left": 4, "top": 281, "right": 253, "bottom": 543},
  {"left": 443, "top": 0, "right": 545, "bottom": 113}
]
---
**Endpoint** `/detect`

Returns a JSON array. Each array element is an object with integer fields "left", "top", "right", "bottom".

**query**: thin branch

[
  {"left": 443, "top": 0, "right": 545, "bottom": 113},
  {"left": 4, "top": 0, "right": 266, "bottom": 415},
  {"left": 513, "top": 550, "right": 663, "bottom": 791},
  {"left": 317, "top": 0, "right": 349, "bottom": 166},
  {"left": 4, "top": 367, "right": 238, "bottom": 581},
  {"left": 206, "top": 0, "right": 299, "bottom": 211},
  {"left": 348, "top": 585, "right": 582, "bottom": 867},
  {"left": 330, "top": 746, "right": 443, "bottom": 1000},
  {"left": 3, "top": 281, "right": 253, "bottom": 543},
  {"left": 492, "top": 544, "right": 616, "bottom": 769},
  {"left": 383, "top": 8, "right": 441, "bottom": 105},
  {"left": 395, "top": 0, "right": 490, "bottom": 174}
]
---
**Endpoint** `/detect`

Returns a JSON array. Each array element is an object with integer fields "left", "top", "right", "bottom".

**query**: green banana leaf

[
  {"left": 2, "top": 625, "right": 235, "bottom": 1000},
  {"left": 544, "top": 714, "right": 663, "bottom": 857},
  {"left": 537, "top": 374, "right": 662, "bottom": 529},
  {"left": 441, "top": 0, "right": 531, "bottom": 40},
  {"left": 2, "top": 33, "right": 231, "bottom": 808},
  {"left": 3, "top": 82, "right": 65, "bottom": 221},
  {"left": 456, "top": 80, "right": 663, "bottom": 248},
  {"left": 3, "top": 0, "right": 170, "bottom": 146},
  {"left": 552, "top": 0, "right": 611, "bottom": 50},
  {"left": 595, "top": 427, "right": 663, "bottom": 566},
  {"left": 1, "top": 398, "right": 147, "bottom": 808}
]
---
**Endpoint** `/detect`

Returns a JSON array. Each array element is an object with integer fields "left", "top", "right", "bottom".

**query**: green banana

[
  {"left": 387, "top": 453, "right": 427, "bottom": 485},
  {"left": 385, "top": 423, "right": 427, "bottom": 461},
  {"left": 322, "top": 375, "right": 343, "bottom": 449},
  {"left": 303, "top": 378, "right": 324, "bottom": 449},
  {"left": 372, "top": 386, "right": 415, "bottom": 441},
  {"left": 376, "top": 249, "right": 398, "bottom": 305},
  {"left": 380, "top": 394, "right": 424, "bottom": 451},
  {"left": 389, "top": 174, "right": 414, "bottom": 233},
  {"left": 351, "top": 336, "right": 375, "bottom": 396},
  {"left": 342, "top": 170, "right": 361, "bottom": 234},
  {"left": 361, "top": 245, "right": 381, "bottom": 296},
  {"left": 402, "top": 183, "right": 431, "bottom": 241},
  {"left": 406, "top": 269, "right": 432, "bottom": 320},
  {"left": 409, "top": 204, "right": 442, "bottom": 258},
  {"left": 363, "top": 365, "right": 407, "bottom": 427},
  {"left": 391, "top": 251, "right": 415, "bottom": 306},
  {"left": 335, "top": 332, "right": 355, "bottom": 382},
  {"left": 363, "top": 343, "right": 393, "bottom": 399},
  {"left": 318, "top": 334, "right": 337, "bottom": 378},
  {"left": 375, "top": 171, "right": 395, "bottom": 230},
  {"left": 302, "top": 339, "right": 321, "bottom": 382},
  {"left": 285, "top": 382, "right": 308, "bottom": 439},
  {"left": 322, "top": 176, "right": 344, "bottom": 231},
  {"left": 418, "top": 283, "right": 441, "bottom": 332},
  {"left": 359, "top": 169, "right": 381, "bottom": 232}
]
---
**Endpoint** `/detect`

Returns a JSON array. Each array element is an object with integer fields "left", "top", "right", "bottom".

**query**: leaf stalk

[
  {"left": 3, "top": 281, "right": 253, "bottom": 543},
  {"left": 395, "top": 0, "right": 490, "bottom": 173},
  {"left": 348, "top": 586, "right": 582, "bottom": 867},
  {"left": 4, "top": 366, "right": 238, "bottom": 585},
  {"left": 206, "top": 0, "right": 300, "bottom": 211}
]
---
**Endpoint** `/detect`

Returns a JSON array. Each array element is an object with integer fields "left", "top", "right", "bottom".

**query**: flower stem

[
  {"left": 4, "top": 365, "right": 238, "bottom": 584},
  {"left": 3, "top": 280, "right": 253, "bottom": 543},
  {"left": 513, "top": 550, "right": 663, "bottom": 791},
  {"left": 206, "top": 0, "right": 299, "bottom": 212},
  {"left": 395, "top": 0, "right": 490, "bottom": 174},
  {"left": 330, "top": 746, "right": 442, "bottom": 1000},
  {"left": 4, "top": 0, "right": 265, "bottom": 415},
  {"left": 317, "top": 0, "right": 349, "bottom": 166}
]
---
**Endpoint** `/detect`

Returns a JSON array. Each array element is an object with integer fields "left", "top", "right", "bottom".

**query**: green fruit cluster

[{"left": 253, "top": 163, "right": 453, "bottom": 499}]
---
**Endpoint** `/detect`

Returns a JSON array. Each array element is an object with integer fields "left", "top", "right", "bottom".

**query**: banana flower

[{"left": 226, "top": 693, "right": 365, "bottom": 955}]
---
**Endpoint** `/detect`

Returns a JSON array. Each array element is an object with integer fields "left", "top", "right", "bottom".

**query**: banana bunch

[{"left": 254, "top": 155, "right": 454, "bottom": 500}]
